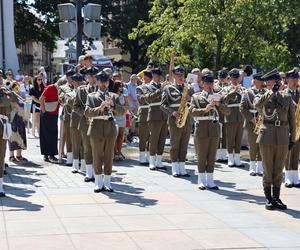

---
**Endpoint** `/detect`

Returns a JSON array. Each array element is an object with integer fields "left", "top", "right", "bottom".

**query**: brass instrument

[
  {"left": 253, "top": 113, "right": 263, "bottom": 135},
  {"left": 176, "top": 83, "right": 189, "bottom": 128},
  {"left": 295, "top": 99, "right": 300, "bottom": 141}
]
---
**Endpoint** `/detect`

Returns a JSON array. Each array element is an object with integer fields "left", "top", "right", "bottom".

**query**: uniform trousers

[
  {"left": 90, "top": 136, "right": 115, "bottom": 175},
  {"left": 219, "top": 122, "right": 226, "bottom": 149},
  {"left": 196, "top": 137, "right": 219, "bottom": 173},
  {"left": 70, "top": 127, "right": 82, "bottom": 160},
  {"left": 169, "top": 122, "right": 192, "bottom": 162},
  {"left": 138, "top": 122, "right": 149, "bottom": 151},
  {"left": 226, "top": 122, "right": 243, "bottom": 154},
  {"left": 0, "top": 139, "right": 6, "bottom": 178},
  {"left": 81, "top": 131, "right": 93, "bottom": 165},
  {"left": 260, "top": 144, "right": 288, "bottom": 188},
  {"left": 285, "top": 139, "right": 300, "bottom": 170},
  {"left": 65, "top": 123, "right": 72, "bottom": 153},
  {"left": 148, "top": 120, "right": 168, "bottom": 156},
  {"left": 248, "top": 127, "right": 262, "bottom": 161}
]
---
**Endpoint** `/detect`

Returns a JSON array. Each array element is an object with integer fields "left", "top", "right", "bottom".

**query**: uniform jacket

[
  {"left": 254, "top": 90, "right": 296, "bottom": 145},
  {"left": 136, "top": 84, "right": 150, "bottom": 123},
  {"left": 240, "top": 87, "right": 266, "bottom": 130},
  {"left": 84, "top": 91, "right": 125, "bottom": 139},
  {"left": 190, "top": 90, "right": 229, "bottom": 139},
  {"left": 145, "top": 81, "right": 167, "bottom": 122},
  {"left": 222, "top": 84, "right": 246, "bottom": 123},
  {"left": 160, "top": 83, "right": 193, "bottom": 127},
  {"left": 58, "top": 83, "right": 73, "bottom": 125}
]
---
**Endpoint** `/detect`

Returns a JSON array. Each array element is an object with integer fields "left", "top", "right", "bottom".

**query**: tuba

[
  {"left": 295, "top": 99, "right": 300, "bottom": 141},
  {"left": 175, "top": 83, "right": 189, "bottom": 128}
]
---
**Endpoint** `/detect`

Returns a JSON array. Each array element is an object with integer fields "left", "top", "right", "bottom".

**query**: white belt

[
  {"left": 249, "top": 109, "right": 257, "bottom": 114},
  {"left": 227, "top": 103, "right": 240, "bottom": 108},
  {"left": 195, "top": 116, "right": 217, "bottom": 121},
  {"left": 149, "top": 102, "right": 161, "bottom": 107},
  {"left": 0, "top": 114, "right": 8, "bottom": 120},
  {"left": 139, "top": 105, "right": 149, "bottom": 109},
  {"left": 92, "top": 115, "right": 109, "bottom": 120},
  {"left": 170, "top": 104, "right": 180, "bottom": 108}
]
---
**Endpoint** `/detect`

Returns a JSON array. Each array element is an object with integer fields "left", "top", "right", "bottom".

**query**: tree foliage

[{"left": 131, "top": 0, "right": 300, "bottom": 71}]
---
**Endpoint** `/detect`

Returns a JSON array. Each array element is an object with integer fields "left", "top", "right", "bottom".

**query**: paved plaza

[{"left": 1, "top": 136, "right": 300, "bottom": 250}]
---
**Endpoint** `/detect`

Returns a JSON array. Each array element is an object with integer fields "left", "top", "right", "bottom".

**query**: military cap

[
  {"left": 144, "top": 71, "right": 153, "bottom": 78},
  {"left": 286, "top": 69, "right": 299, "bottom": 79},
  {"left": 172, "top": 65, "right": 185, "bottom": 75},
  {"left": 66, "top": 69, "right": 76, "bottom": 77},
  {"left": 202, "top": 73, "right": 214, "bottom": 83},
  {"left": 253, "top": 71, "right": 264, "bottom": 81},
  {"left": 148, "top": 61, "right": 154, "bottom": 67},
  {"left": 152, "top": 67, "right": 163, "bottom": 76},
  {"left": 229, "top": 68, "right": 240, "bottom": 78},
  {"left": 86, "top": 67, "right": 99, "bottom": 76},
  {"left": 262, "top": 68, "right": 281, "bottom": 81},
  {"left": 96, "top": 71, "right": 110, "bottom": 82},
  {"left": 71, "top": 73, "right": 84, "bottom": 82},
  {"left": 218, "top": 69, "right": 228, "bottom": 78}
]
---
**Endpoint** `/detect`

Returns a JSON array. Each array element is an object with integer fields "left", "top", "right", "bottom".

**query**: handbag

[{"left": 45, "top": 101, "right": 59, "bottom": 112}]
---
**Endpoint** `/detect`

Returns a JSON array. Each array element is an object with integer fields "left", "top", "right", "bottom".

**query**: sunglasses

[{"left": 37, "top": 79, "right": 43, "bottom": 81}]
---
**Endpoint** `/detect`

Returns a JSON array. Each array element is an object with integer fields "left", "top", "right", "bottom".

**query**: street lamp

[{"left": 58, "top": 0, "right": 102, "bottom": 60}]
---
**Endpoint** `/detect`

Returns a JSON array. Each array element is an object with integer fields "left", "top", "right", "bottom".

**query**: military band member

[
  {"left": 161, "top": 65, "right": 192, "bottom": 177},
  {"left": 69, "top": 73, "right": 85, "bottom": 173},
  {"left": 84, "top": 71, "right": 125, "bottom": 192},
  {"left": 284, "top": 69, "right": 300, "bottom": 188},
  {"left": 223, "top": 69, "right": 246, "bottom": 168},
  {"left": 190, "top": 73, "right": 229, "bottom": 189},
  {"left": 136, "top": 71, "right": 152, "bottom": 164},
  {"left": 73, "top": 67, "right": 99, "bottom": 182},
  {"left": 254, "top": 69, "right": 295, "bottom": 210},
  {"left": 145, "top": 68, "right": 168, "bottom": 170},
  {"left": 0, "top": 70, "right": 17, "bottom": 197},
  {"left": 215, "top": 69, "right": 230, "bottom": 162},
  {"left": 58, "top": 69, "right": 76, "bottom": 166},
  {"left": 240, "top": 72, "right": 265, "bottom": 176}
]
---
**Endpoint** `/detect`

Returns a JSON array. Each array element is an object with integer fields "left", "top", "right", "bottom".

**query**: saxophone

[
  {"left": 253, "top": 113, "right": 263, "bottom": 135},
  {"left": 295, "top": 99, "right": 300, "bottom": 141},
  {"left": 176, "top": 83, "right": 189, "bottom": 128}
]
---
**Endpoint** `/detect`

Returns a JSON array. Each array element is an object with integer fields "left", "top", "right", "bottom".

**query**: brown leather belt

[{"left": 264, "top": 120, "right": 288, "bottom": 126}]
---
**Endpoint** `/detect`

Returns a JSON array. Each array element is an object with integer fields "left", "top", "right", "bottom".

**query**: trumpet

[{"left": 1, "top": 84, "right": 27, "bottom": 104}]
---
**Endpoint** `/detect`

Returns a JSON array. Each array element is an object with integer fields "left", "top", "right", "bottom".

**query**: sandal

[
  {"left": 9, "top": 156, "right": 18, "bottom": 162},
  {"left": 16, "top": 156, "right": 28, "bottom": 162},
  {"left": 114, "top": 155, "right": 120, "bottom": 161}
]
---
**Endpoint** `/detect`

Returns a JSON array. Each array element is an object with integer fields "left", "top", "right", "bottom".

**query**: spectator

[
  {"left": 83, "top": 55, "right": 93, "bottom": 68},
  {"left": 113, "top": 72, "right": 122, "bottom": 82},
  {"left": 21, "top": 75, "right": 32, "bottom": 94},
  {"left": 15, "top": 69, "right": 24, "bottom": 82},
  {"left": 8, "top": 81, "right": 28, "bottom": 162},
  {"left": 103, "top": 68, "right": 114, "bottom": 91},
  {"left": 4, "top": 70, "right": 14, "bottom": 85},
  {"left": 39, "top": 66, "right": 48, "bottom": 85},
  {"left": 190, "top": 68, "right": 202, "bottom": 93},
  {"left": 29, "top": 76, "right": 45, "bottom": 137},
  {"left": 127, "top": 74, "right": 139, "bottom": 135},
  {"left": 112, "top": 81, "right": 128, "bottom": 161},
  {"left": 39, "top": 82, "right": 60, "bottom": 162}
]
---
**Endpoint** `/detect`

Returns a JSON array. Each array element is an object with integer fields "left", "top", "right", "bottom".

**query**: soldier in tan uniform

[
  {"left": 136, "top": 71, "right": 152, "bottom": 164},
  {"left": 240, "top": 72, "right": 265, "bottom": 176},
  {"left": 222, "top": 69, "right": 246, "bottom": 168},
  {"left": 284, "top": 69, "right": 300, "bottom": 188},
  {"left": 254, "top": 69, "right": 295, "bottom": 210},
  {"left": 190, "top": 72, "right": 229, "bottom": 189},
  {"left": 145, "top": 68, "right": 168, "bottom": 170},
  {"left": 84, "top": 71, "right": 125, "bottom": 192},
  {"left": 215, "top": 69, "right": 230, "bottom": 162},
  {"left": 58, "top": 69, "right": 76, "bottom": 166},
  {"left": 73, "top": 67, "right": 99, "bottom": 182},
  {"left": 161, "top": 65, "right": 192, "bottom": 177},
  {"left": 0, "top": 70, "right": 17, "bottom": 197},
  {"left": 69, "top": 73, "right": 85, "bottom": 173}
]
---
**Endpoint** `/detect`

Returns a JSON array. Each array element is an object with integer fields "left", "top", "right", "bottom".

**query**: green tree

[{"left": 131, "top": 0, "right": 300, "bottom": 71}]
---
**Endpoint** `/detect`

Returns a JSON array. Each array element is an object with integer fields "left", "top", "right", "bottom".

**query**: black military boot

[
  {"left": 272, "top": 187, "right": 287, "bottom": 210},
  {"left": 264, "top": 187, "right": 275, "bottom": 210}
]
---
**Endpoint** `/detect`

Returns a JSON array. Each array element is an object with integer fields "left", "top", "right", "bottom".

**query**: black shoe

[
  {"left": 140, "top": 162, "right": 149, "bottom": 166},
  {"left": 3, "top": 169, "right": 7, "bottom": 175},
  {"left": 156, "top": 166, "right": 167, "bottom": 170},
  {"left": 198, "top": 186, "right": 206, "bottom": 190},
  {"left": 228, "top": 164, "right": 235, "bottom": 168},
  {"left": 4, "top": 163, "right": 8, "bottom": 168},
  {"left": 250, "top": 172, "right": 257, "bottom": 176},
  {"left": 149, "top": 166, "right": 157, "bottom": 171},
  {"left": 65, "top": 163, "right": 72, "bottom": 166},
  {"left": 216, "top": 159, "right": 223, "bottom": 163},
  {"left": 44, "top": 156, "right": 50, "bottom": 162},
  {"left": 49, "top": 156, "right": 58, "bottom": 163},
  {"left": 272, "top": 186, "right": 287, "bottom": 210},
  {"left": 235, "top": 164, "right": 245, "bottom": 168},
  {"left": 294, "top": 183, "right": 300, "bottom": 188},
  {"left": 72, "top": 169, "right": 78, "bottom": 174},
  {"left": 207, "top": 185, "right": 219, "bottom": 190},
  {"left": 84, "top": 177, "right": 94, "bottom": 182},
  {"left": 172, "top": 173, "right": 180, "bottom": 178},
  {"left": 265, "top": 199, "right": 275, "bottom": 210},
  {"left": 103, "top": 186, "right": 114, "bottom": 192},
  {"left": 0, "top": 192, "right": 5, "bottom": 197},
  {"left": 285, "top": 183, "right": 293, "bottom": 188},
  {"left": 94, "top": 188, "right": 104, "bottom": 193}
]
